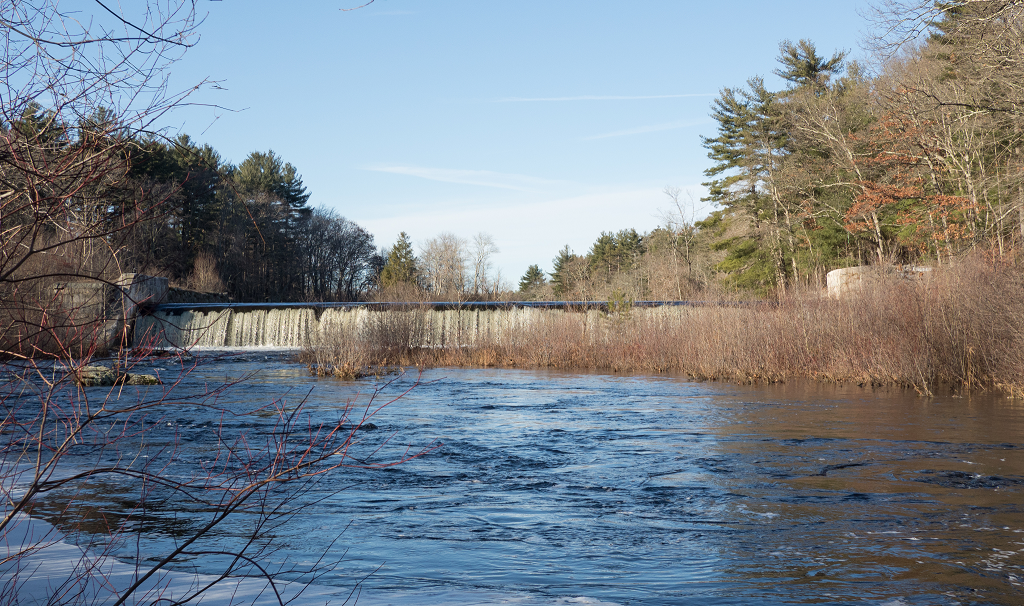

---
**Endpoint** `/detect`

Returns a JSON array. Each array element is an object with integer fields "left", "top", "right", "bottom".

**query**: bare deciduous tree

[
  {"left": 660, "top": 187, "right": 709, "bottom": 297},
  {"left": 470, "top": 233, "right": 500, "bottom": 298},
  {"left": 419, "top": 232, "right": 467, "bottom": 300},
  {"left": 1, "top": 3, "right": 417, "bottom": 605}
]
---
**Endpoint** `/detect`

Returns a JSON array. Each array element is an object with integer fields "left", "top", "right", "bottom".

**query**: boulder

[
  {"left": 76, "top": 365, "right": 161, "bottom": 387},
  {"left": 125, "top": 373, "right": 161, "bottom": 385}
]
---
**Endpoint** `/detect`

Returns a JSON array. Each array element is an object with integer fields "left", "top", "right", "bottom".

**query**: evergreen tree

[
  {"left": 702, "top": 77, "right": 792, "bottom": 293},
  {"left": 277, "top": 162, "right": 313, "bottom": 225},
  {"left": 223, "top": 150, "right": 313, "bottom": 300},
  {"left": 774, "top": 39, "right": 847, "bottom": 91},
  {"left": 518, "top": 264, "right": 546, "bottom": 292},
  {"left": 588, "top": 229, "right": 644, "bottom": 277},
  {"left": 169, "top": 135, "right": 225, "bottom": 253},
  {"left": 234, "top": 150, "right": 311, "bottom": 218},
  {"left": 12, "top": 101, "right": 64, "bottom": 144},
  {"left": 234, "top": 150, "right": 283, "bottom": 193},
  {"left": 549, "top": 245, "right": 573, "bottom": 297},
  {"left": 379, "top": 232, "right": 418, "bottom": 288},
  {"left": 701, "top": 87, "right": 752, "bottom": 210},
  {"left": 124, "top": 134, "right": 227, "bottom": 279}
]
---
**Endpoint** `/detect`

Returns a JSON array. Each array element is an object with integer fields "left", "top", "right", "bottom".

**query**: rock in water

[
  {"left": 76, "top": 365, "right": 117, "bottom": 386},
  {"left": 126, "top": 373, "right": 161, "bottom": 385},
  {"left": 76, "top": 365, "right": 161, "bottom": 387}
]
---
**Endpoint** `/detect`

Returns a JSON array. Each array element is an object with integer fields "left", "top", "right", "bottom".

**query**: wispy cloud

[
  {"left": 356, "top": 186, "right": 708, "bottom": 279},
  {"left": 494, "top": 94, "right": 714, "bottom": 102},
  {"left": 584, "top": 119, "right": 708, "bottom": 140},
  {"left": 362, "top": 165, "right": 568, "bottom": 192}
]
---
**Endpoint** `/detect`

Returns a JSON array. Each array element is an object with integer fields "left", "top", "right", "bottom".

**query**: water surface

[{"left": 16, "top": 354, "right": 1024, "bottom": 605}]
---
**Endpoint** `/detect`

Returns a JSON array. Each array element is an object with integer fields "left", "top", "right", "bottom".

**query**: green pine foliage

[
  {"left": 549, "top": 245, "right": 574, "bottom": 297},
  {"left": 774, "top": 39, "right": 847, "bottom": 91},
  {"left": 379, "top": 232, "right": 419, "bottom": 288},
  {"left": 518, "top": 264, "right": 546, "bottom": 292},
  {"left": 589, "top": 229, "right": 643, "bottom": 278}
]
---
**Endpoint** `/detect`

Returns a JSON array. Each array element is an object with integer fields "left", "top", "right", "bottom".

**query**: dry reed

[{"left": 301, "top": 256, "right": 1024, "bottom": 395}]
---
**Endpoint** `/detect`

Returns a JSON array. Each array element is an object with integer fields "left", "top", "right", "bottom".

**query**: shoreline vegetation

[{"left": 301, "top": 256, "right": 1024, "bottom": 397}]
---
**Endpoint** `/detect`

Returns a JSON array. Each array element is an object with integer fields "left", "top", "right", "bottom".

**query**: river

[{"left": 15, "top": 352, "right": 1024, "bottom": 605}]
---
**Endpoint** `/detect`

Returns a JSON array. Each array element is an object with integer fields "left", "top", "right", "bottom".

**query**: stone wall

[
  {"left": 50, "top": 281, "right": 111, "bottom": 320},
  {"left": 51, "top": 274, "right": 169, "bottom": 352},
  {"left": 826, "top": 265, "right": 933, "bottom": 298}
]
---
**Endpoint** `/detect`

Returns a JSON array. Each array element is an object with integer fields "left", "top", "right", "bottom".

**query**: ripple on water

[{"left": 18, "top": 358, "right": 1024, "bottom": 606}]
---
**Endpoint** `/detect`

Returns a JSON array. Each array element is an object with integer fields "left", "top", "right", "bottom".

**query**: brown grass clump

[{"left": 301, "top": 256, "right": 1024, "bottom": 394}]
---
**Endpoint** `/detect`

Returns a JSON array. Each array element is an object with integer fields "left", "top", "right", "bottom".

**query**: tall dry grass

[{"left": 301, "top": 256, "right": 1024, "bottom": 394}]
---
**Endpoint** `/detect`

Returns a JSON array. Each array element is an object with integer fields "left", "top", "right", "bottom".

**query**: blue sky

[{"left": 168, "top": 0, "right": 874, "bottom": 283}]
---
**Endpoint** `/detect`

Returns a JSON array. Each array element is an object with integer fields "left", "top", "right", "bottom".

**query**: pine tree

[
  {"left": 701, "top": 77, "right": 792, "bottom": 293},
  {"left": 518, "top": 264, "right": 546, "bottom": 292},
  {"left": 588, "top": 229, "right": 644, "bottom": 277},
  {"left": 774, "top": 39, "right": 847, "bottom": 92},
  {"left": 227, "top": 150, "right": 313, "bottom": 300},
  {"left": 379, "top": 232, "right": 418, "bottom": 288},
  {"left": 234, "top": 150, "right": 310, "bottom": 219},
  {"left": 701, "top": 87, "right": 752, "bottom": 210},
  {"left": 549, "top": 245, "right": 573, "bottom": 297}
]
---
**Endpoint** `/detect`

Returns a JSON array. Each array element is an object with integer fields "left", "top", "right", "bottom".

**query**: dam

[
  {"left": 133, "top": 300, "right": 729, "bottom": 349},
  {"left": 50, "top": 272, "right": 771, "bottom": 351}
]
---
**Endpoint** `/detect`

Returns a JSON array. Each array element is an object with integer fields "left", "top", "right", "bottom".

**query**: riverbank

[{"left": 301, "top": 258, "right": 1024, "bottom": 396}]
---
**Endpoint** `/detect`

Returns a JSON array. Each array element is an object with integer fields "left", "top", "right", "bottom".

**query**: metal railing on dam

[{"left": 152, "top": 300, "right": 773, "bottom": 313}]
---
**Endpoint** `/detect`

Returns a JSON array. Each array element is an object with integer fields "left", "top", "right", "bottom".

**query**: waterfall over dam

[
  {"left": 132, "top": 301, "right": 726, "bottom": 350},
  {"left": 134, "top": 304, "right": 570, "bottom": 349}
]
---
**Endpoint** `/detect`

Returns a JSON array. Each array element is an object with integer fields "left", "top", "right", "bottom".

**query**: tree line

[
  {"left": 125, "top": 136, "right": 382, "bottom": 301},
  {"left": 513, "top": 218, "right": 712, "bottom": 302},
  {"left": 8, "top": 1, "right": 1020, "bottom": 309},
  {"left": 3, "top": 108, "right": 381, "bottom": 302},
  {"left": 699, "top": 1, "right": 1024, "bottom": 296}
]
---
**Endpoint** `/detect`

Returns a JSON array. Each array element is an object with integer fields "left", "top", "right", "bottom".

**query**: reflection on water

[
  {"left": 25, "top": 481, "right": 199, "bottom": 543},
  {"left": 705, "top": 382, "right": 1024, "bottom": 604},
  {"left": 18, "top": 354, "right": 1024, "bottom": 605}
]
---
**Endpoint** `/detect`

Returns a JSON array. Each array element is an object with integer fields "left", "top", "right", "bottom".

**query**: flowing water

[
  {"left": 135, "top": 307, "right": 549, "bottom": 348},
  {"left": 12, "top": 352, "right": 1024, "bottom": 605}
]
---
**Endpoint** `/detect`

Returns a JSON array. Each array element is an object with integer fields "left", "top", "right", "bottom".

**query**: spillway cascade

[
  {"left": 132, "top": 305, "right": 703, "bottom": 350},
  {"left": 134, "top": 306, "right": 550, "bottom": 349}
]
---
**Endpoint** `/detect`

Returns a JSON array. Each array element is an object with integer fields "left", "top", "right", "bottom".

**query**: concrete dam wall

[{"left": 135, "top": 306, "right": 589, "bottom": 349}]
